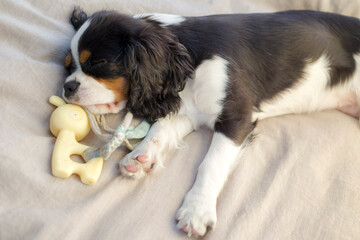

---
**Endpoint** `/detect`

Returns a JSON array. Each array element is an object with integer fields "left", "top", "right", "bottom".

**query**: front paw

[
  {"left": 176, "top": 194, "right": 217, "bottom": 237},
  {"left": 119, "top": 137, "right": 162, "bottom": 178}
]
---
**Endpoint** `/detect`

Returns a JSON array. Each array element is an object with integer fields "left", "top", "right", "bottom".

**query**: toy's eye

[{"left": 71, "top": 110, "right": 82, "bottom": 121}]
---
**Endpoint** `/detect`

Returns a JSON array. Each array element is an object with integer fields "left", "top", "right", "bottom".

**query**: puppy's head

[{"left": 63, "top": 9, "right": 193, "bottom": 122}]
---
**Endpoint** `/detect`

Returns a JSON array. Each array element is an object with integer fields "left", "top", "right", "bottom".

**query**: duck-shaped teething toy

[{"left": 49, "top": 96, "right": 103, "bottom": 185}]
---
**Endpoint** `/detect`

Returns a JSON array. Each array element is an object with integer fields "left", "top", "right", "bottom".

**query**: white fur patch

[
  {"left": 176, "top": 132, "right": 247, "bottom": 236},
  {"left": 350, "top": 54, "right": 360, "bottom": 98},
  {"left": 70, "top": 20, "right": 91, "bottom": 69},
  {"left": 252, "top": 55, "right": 357, "bottom": 121},
  {"left": 179, "top": 56, "right": 229, "bottom": 129},
  {"left": 133, "top": 13, "right": 185, "bottom": 27}
]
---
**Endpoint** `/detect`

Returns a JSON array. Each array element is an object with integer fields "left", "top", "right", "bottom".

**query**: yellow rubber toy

[{"left": 49, "top": 96, "right": 103, "bottom": 185}]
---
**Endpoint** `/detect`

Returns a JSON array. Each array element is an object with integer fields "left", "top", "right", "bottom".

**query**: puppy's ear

[
  {"left": 124, "top": 27, "right": 194, "bottom": 123},
  {"left": 70, "top": 7, "right": 88, "bottom": 30}
]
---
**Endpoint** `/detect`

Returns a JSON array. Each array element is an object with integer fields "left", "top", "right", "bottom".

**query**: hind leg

[
  {"left": 337, "top": 92, "right": 360, "bottom": 117},
  {"left": 337, "top": 104, "right": 360, "bottom": 117}
]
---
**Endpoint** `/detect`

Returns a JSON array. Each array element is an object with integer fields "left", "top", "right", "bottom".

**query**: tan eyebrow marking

[
  {"left": 64, "top": 53, "right": 72, "bottom": 67},
  {"left": 79, "top": 49, "right": 91, "bottom": 64}
]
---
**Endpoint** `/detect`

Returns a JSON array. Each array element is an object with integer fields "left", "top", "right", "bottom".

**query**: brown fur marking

[
  {"left": 80, "top": 49, "right": 91, "bottom": 64},
  {"left": 95, "top": 77, "right": 129, "bottom": 102},
  {"left": 65, "top": 53, "right": 72, "bottom": 67}
]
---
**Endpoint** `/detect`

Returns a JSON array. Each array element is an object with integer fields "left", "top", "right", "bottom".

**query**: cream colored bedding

[{"left": 0, "top": 0, "right": 359, "bottom": 239}]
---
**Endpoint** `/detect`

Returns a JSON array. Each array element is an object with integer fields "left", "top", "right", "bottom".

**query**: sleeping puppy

[{"left": 63, "top": 8, "right": 360, "bottom": 236}]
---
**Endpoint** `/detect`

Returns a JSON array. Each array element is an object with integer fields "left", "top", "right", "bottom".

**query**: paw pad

[
  {"left": 136, "top": 155, "right": 148, "bottom": 163},
  {"left": 125, "top": 164, "right": 138, "bottom": 173},
  {"left": 182, "top": 226, "right": 199, "bottom": 235}
]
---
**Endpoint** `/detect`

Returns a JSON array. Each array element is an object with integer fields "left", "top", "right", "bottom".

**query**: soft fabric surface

[{"left": 1, "top": 0, "right": 360, "bottom": 239}]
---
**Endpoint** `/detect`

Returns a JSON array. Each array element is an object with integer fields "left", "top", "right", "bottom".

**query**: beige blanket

[{"left": 1, "top": 0, "right": 359, "bottom": 239}]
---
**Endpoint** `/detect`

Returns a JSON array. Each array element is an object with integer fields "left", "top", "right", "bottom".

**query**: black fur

[
  {"left": 77, "top": 11, "right": 193, "bottom": 122},
  {"left": 66, "top": 10, "right": 360, "bottom": 142},
  {"left": 70, "top": 7, "right": 88, "bottom": 30},
  {"left": 168, "top": 11, "right": 360, "bottom": 143},
  {"left": 123, "top": 17, "right": 194, "bottom": 122},
  {"left": 169, "top": 11, "right": 360, "bottom": 106}
]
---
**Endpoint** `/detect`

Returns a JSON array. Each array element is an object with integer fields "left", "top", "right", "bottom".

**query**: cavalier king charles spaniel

[{"left": 63, "top": 8, "right": 360, "bottom": 236}]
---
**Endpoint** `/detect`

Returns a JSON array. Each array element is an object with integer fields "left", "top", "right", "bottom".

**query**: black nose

[{"left": 64, "top": 81, "right": 80, "bottom": 97}]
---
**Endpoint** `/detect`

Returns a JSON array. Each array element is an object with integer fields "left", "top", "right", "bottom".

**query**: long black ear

[
  {"left": 124, "top": 26, "right": 194, "bottom": 123},
  {"left": 70, "top": 7, "right": 88, "bottom": 30}
]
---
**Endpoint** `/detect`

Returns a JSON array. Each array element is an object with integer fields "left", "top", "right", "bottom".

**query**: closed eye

[
  {"left": 91, "top": 59, "right": 107, "bottom": 67},
  {"left": 88, "top": 59, "right": 110, "bottom": 76}
]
